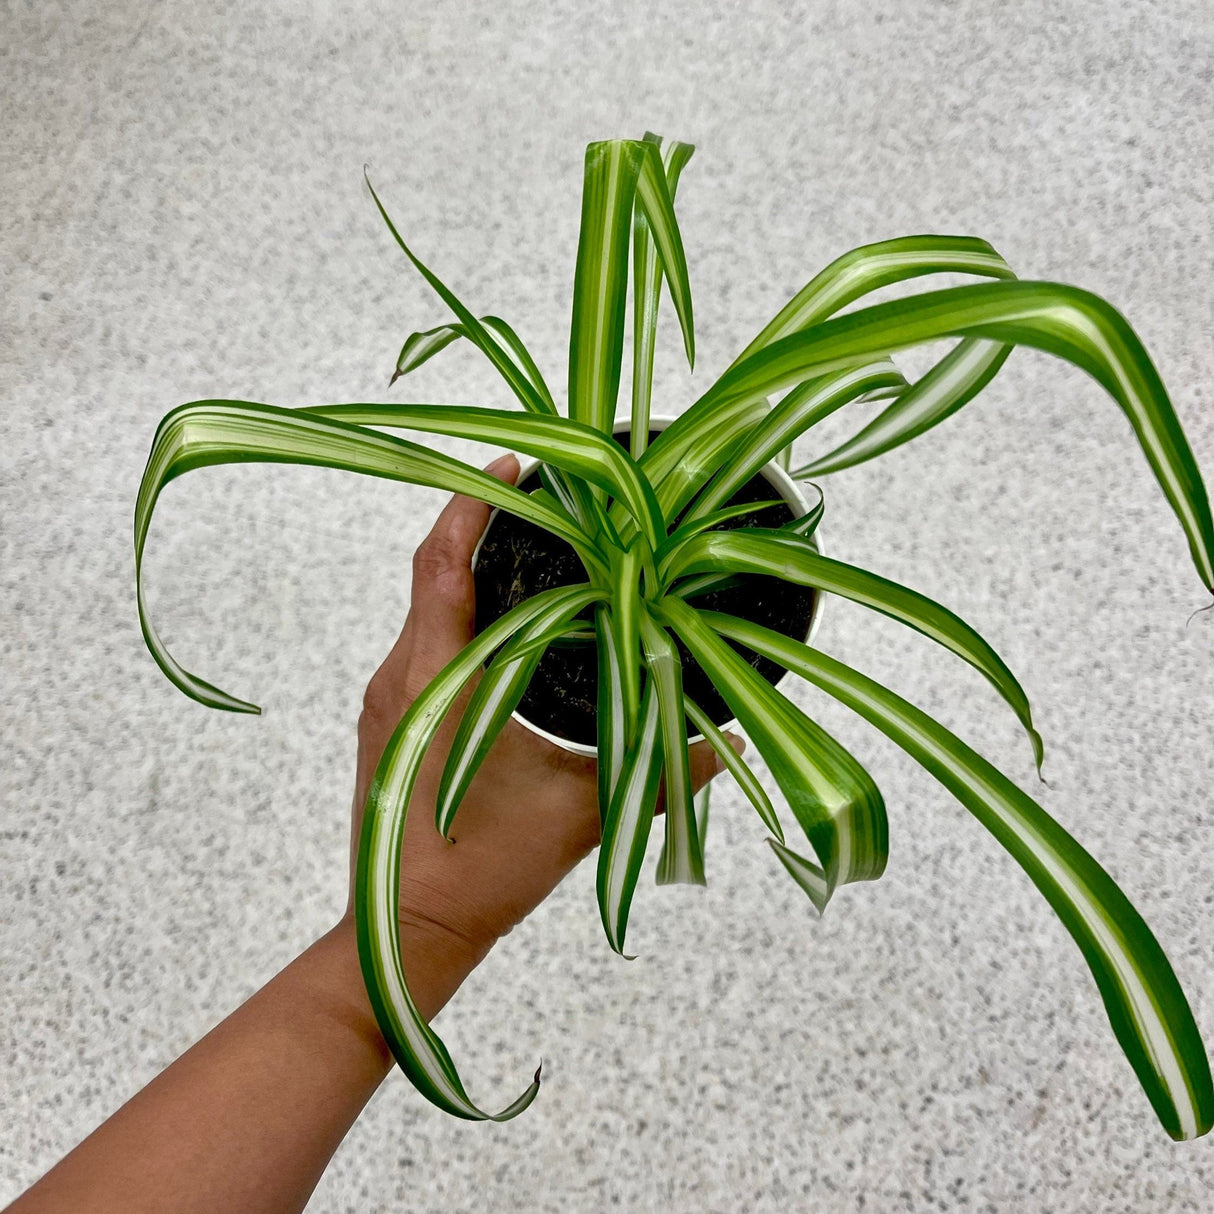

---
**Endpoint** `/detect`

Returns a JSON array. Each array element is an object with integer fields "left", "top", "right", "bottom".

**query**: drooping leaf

[
  {"left": 681, "top": 360, "right": 906, "bottom": 524},
  {"left": 695, "top": 782, "right": 711, "bottom": 864},
  {"left": 684, "top": 696, "right": 784, "bottom": 843},
  {"left": 793, "top": 337, "right": 1011, "bottom": 477},
  {"left": 355, "top": 584, "right": 602, "bottom": 1120},
  {"left": 767, "top": 837, "right": 831, "bottom": 914},
  {"left": 706, "top": 610, "right": 1214, "bottom": 1142},
  {"left": 657, "top": 596, "right": 887, "bottom": 906},
  {"left": 609, "top": 536, "right": 645, "bottom": 730},
  {"left": 135, "top": 401, "right": 603, "bottom": 713},
  {"left": 729, "top": 234, "right": 1016, "bottom": 369},
  {"left": 640, "top": 612, "right": 704, "bottom": 885},
  {"left": 666, "top": 528, "right": 1044, "bottom": 773},
  {"left": 436, "top": 610, "right": 589, "bottom": 834},
  {"left": 596, "top": 680, "right": 664, "bottom": 956},
  {"left": 596, "top": 604, "right": 630, "bottom": 827},
  {"left": 305, "top": 402, "right": 664, "bottom": 549},
  {"left": 699, "top": 280, "right": 1214, "bottom": 591},
  {"left": 633, "top": 138, "right": 696, "bottom": 375}
]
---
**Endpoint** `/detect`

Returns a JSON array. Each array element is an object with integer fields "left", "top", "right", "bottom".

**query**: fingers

[{"left": 689, "top": 732, "right": 745, "bottom": 793}]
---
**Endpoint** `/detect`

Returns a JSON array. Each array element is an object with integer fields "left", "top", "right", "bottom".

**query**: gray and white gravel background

[{"left": 3, "top": 1, "right": 1213, "bottom": 1210}]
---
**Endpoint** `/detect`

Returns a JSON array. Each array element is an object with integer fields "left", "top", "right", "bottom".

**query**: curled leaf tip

[
  {"left": 1185, "top": 598, "right": 1214, "bottom": 629},
  {"left": 534, "top": 1061, "right": 543, "bottom": 1084}
]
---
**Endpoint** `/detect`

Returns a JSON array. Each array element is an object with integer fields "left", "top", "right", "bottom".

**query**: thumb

[{"left": 400, "top": 452, "right": 520, "bottom": 691}]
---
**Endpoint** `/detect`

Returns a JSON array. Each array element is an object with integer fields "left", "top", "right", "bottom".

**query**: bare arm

[{"left": 6, "top": 453, "right": 733, "bottom": 1214}]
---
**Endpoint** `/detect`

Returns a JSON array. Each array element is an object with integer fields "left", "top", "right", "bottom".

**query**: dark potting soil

[{"left": 472, "top": 435, "right": 818, "bottom": 748}]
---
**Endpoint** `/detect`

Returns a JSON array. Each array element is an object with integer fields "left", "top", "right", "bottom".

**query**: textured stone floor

[{"left": 3, "top": 2, "right": 1213, "bottom": 1210}]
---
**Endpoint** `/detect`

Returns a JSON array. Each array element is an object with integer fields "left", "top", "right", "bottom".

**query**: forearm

[{"left": 7, "top": 918, "right": 483, "bottom": 1214}]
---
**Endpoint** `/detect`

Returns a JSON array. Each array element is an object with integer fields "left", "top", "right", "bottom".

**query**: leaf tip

[{"left": 1185, "top": 597, "right": 1214, "bottom": 629}]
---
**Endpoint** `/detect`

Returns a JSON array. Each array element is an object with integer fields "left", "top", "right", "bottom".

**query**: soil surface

[{"left": 472, "top": 434, "right": 818, "bottom": 747}]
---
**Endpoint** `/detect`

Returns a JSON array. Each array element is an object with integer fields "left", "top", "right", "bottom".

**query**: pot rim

[{"left": 469, "top": 412, "right": 825, "bottom": 757}]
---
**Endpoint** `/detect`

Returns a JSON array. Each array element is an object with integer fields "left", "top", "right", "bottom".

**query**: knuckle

[
  {"left": 360, "top": 676, "right": 396, "bottom": 727},
  {"left": 412, "top": 541, "right": 470, "bottom": 606},
  {"left": 412, "top": 536, "right": 457, "bottom": 579}
]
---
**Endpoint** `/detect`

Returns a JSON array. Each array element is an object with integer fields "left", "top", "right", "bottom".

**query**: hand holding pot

[{"left": 345, "top": 452, "right": 739, "bottom": 1018}]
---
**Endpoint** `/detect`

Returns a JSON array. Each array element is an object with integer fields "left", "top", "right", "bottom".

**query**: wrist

[
  {"left": 328, "top": 905, "right": 492, "bottom": 1036},
  {"left": 301, "top": 923, "right": 394, "bottom": 1077}
]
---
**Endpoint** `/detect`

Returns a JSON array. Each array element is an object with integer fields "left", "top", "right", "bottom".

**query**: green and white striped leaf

[
  {"left": 390, "top": 319, "right": 466, "bottom": 385},
  {"left": 436, "top": 610, "right": 585, "bottom": 834},
  {"left": 707, "top": 610, "right": 1214, "bottom": 1142},
  {"left": 634, "top": 360, "right": 897, "bottom": 532},
  {"left": 669, "top": 570, "right": 748, "bottom": 602},
  {"left": 596, "top": 681, "right": 664, "bottom": 956},
  {"left": 609, "top": 537, "right": 645, "bottom": 730},
  {"left": 784, "top": 487, "right": 825, "bottom": 539},
  {"left": 134, "top": 401, "right": 601, "bottom": 713},
  {"left": 631, "top": 132, "right": 695, "bottom": 458},
  {"left": 701, "top": 280, "right": 1214, "bottom": 591},
  {"left": 640, "top": 612, "right": 704, "bottom": 886},
  {"left": 656, "top": 497, "right": 784, "bottom": 568},
  {"left": 657, "top": 596, "right": 887, "bottom": 904},
  {"left": 633, "top": 139, "right": 696, "bottom": 375},
  {"left": 684, "top": 696, "right": 784, "bottom": 843},
  {"left": 666, "top": 528, "right": 1044, "bottom": 773},
  {"left": 391, "top": 315, "right": 557, "bottom": 413},
  {"left": 306, "top": 402, "right": 664, "bottom": 550},
  {"left": 665, "top": 493, "right": 825, "bottom": 601},
  {"left": 682, "top": 360, "right": 906, "bottom": 524},
  {"left": 355, "top": 583, "right": 602, "bottom": 1120},
  {"left": 767, "top": 837, "right": 831, "bottom": 914},
  {"left": 595, "top": 605, "right": 630, "bottom": 826},
  {"left": 613, "top": 392, "right": 772, "bottom": 537},
  {"left": 695, "top": 783, "right": 711, "bottom": 864},
  {"left": 569, "top": 140, "right": 646, "bottom": 436},
  {"left": 729, "top": 234, "right": 1016, "bottom": 369},
  {"left": 793, "top": 338, "right": 1011, "bottom": 477}
]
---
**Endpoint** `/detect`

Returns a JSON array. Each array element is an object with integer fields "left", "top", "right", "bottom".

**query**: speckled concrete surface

[{"left": 3, "top": 1, "right": 1214, "bottom": 1210}]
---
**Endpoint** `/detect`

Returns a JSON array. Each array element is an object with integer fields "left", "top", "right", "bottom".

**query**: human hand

[{"left": 343, "top": 453, "right": 739, "bottom": 984}]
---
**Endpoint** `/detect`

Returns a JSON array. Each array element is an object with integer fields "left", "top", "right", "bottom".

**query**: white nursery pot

[{"left": 471, "top": 413, "right": 825, "bottom": 757}]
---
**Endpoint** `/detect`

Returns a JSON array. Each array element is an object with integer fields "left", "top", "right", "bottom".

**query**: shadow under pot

[{"left": 470, "top": 416, "right": 824, "bottom": 756}]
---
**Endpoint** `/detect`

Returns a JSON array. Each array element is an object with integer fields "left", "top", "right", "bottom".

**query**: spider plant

[{"left": 134, "top": 132, "right": 1214, "bottom": 1139}]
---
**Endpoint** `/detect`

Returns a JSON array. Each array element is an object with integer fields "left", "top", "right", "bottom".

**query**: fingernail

[
  {"left": 485, "top": 453, "right": 519, "bottom": 478},
  {"left": 724, "top": 733, "right": 746, "bottom": 757}
]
